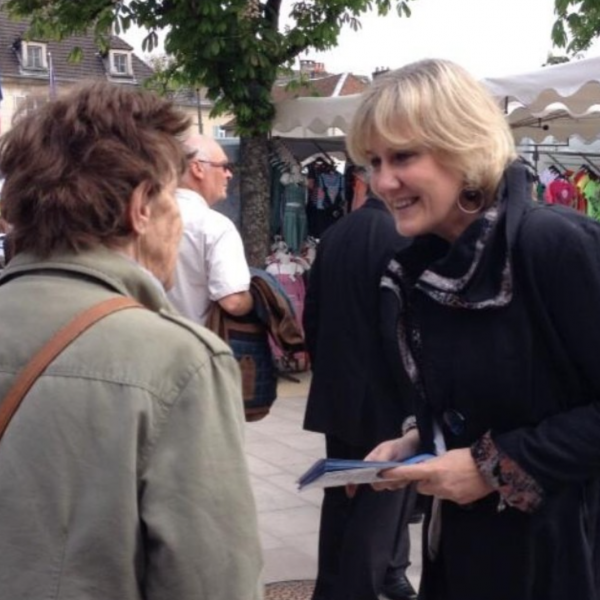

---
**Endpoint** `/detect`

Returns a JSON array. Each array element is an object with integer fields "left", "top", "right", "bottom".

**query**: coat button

[{"left": 443, "top": 409, "right": 466, "bottom": 436}]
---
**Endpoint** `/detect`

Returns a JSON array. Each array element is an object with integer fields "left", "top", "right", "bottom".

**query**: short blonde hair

[{"left": 347, "top": 59, "right": 516, "bottom": 200}]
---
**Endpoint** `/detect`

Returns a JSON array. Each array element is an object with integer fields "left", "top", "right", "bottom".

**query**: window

[
  {"left": 23, "top": 43, "right": 46, "bottom": 70},
  {"left": 110, "top": 51, "right": 131, "bottom": 76}
]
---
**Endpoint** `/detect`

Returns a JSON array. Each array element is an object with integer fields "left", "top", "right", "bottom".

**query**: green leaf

[
  {"left": 551, "top": 19, "right": 568, "bottom": 48},
  {"left": 142, "top": 31, "right": 159, "bottom": 53},
  {"left": 554, "top": 0, "right": 572, "bottom": 15},
  {"left": 67, "top": 46, "right": 84, "bottom": 63}
]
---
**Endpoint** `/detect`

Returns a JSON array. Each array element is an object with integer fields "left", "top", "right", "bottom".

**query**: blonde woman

[{"left": 348, "top": 59, "right": 600, "bottom": 600}]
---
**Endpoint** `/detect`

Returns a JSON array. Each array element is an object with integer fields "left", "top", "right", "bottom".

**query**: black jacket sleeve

[
  {"left": 494, "top": 207, "right": 600, "bottom": 493},
  {"left": 302, "top": 247, "right": 321, "bottom": 365}
]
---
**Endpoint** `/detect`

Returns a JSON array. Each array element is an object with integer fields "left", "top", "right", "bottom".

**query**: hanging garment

[
  {"left": 544, "top": 178, "right": 578, "bottom": 208},
  {"left": 281, "top": 181, "right": 308, "bottom": 253},
  {"left": 265, "top": 256, "right": 309, "bottom": 372}
]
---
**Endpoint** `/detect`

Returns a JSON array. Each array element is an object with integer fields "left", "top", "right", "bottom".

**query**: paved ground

[{"left": 245, "top": 372, "right": 422, "bottom": 591}]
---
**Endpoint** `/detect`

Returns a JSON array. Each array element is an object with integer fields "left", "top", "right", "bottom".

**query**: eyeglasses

[{"left": 194, "top": 159, "right": 235, "bottom": 173}]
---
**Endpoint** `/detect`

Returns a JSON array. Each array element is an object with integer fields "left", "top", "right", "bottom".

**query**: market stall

[
  {"left": 483, "top": 55, "right": 600, "bottom": 115},
  {"left": 273, "top": 95, "right": 359, "bottom": 137},
  {"left": 483, "top": 55, "right": 600, "bottom": 144},
  {"left": 273, "top": 57, "right": 600, "bottom": 225},
  {"left": 272, "top": 55, "right": 600, "bottom": 144}
]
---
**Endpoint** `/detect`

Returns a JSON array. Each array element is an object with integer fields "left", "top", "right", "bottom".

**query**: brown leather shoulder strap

[{"left": 0, "top": 296, "right": 143, "bottom": 441}]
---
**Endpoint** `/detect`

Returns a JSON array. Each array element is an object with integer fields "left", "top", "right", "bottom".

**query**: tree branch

[{"left": 264, "top": 0, "right": 282, "bottom": 27}]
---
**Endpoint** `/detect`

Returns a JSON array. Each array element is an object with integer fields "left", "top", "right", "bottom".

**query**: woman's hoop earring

[{"left": 457, "top": 189, "right": 485, "bottom": 214}]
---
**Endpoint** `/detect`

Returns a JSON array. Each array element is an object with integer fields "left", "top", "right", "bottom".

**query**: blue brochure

[{"left": 297, "top": 453, "right": 436, "bottom": 490}]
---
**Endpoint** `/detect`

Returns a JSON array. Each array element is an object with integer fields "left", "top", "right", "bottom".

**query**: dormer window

[
  {"left": 23, "top": 42, "right": 47, "bottom": 70},
  {"left": 109, "top": 50, "right": 132, "bottom": 76}
]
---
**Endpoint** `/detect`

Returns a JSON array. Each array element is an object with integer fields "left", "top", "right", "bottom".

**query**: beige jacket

[{"left": 0, "top": 247, "right": 263, "bottom": 600}]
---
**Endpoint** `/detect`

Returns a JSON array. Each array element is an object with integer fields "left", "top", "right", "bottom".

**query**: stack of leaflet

[{"left": 297, "top": 453, "right": 435, "bottom": 491}]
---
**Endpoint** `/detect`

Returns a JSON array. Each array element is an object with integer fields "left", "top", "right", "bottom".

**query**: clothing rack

[
  {"left": 539, "top": 150, "right": 600, "bottom": 174},
  {"left": 270, "top": 138, "right": 302, "bottom": 169},
  {"left": 519, "top": 143, "right": 600, "bottom": 176},
  {"left": 311, "top": 140, "right": 336, "bottom": 165},
  {"left": 546, "top": 153, "right": 571, "bottom": 172}
]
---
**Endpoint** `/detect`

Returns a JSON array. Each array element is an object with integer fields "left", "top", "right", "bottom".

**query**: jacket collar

[
  {"left": 380, "top": 161, "right": 533, "bottom": 408},
  {"left": 0, "top": 245, "right": 170, "bottom": 312},
  {"left": 363, "top": 197, "right": 389, "bottom": 212},
  {"left": 398, "top": 160, "right": 532, "bottom": 309}
]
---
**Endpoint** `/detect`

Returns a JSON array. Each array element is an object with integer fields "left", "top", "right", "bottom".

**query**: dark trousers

[{"left": 312, "top": 435, "right": 417, "bottom": 600}]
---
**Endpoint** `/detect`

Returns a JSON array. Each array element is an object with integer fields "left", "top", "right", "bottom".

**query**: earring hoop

[{"left": 457, "top": 189, "right": 485, "bottom": 214}]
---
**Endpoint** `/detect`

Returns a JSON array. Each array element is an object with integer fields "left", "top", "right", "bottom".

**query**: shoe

[{"left": 381, "top": 573, "right": 417, "bottom": 600}]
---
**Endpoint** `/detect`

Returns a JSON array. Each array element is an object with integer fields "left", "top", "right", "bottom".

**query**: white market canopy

[
  {"left": 505, "top": 102, "right": 600, "bottom": 143},
  {"left": 483, "top": 55, "right": 600, "bottom": 115},
  {"left": 272, "top": 55, "right": 600, "bottom": 144},
  {"left": 273, "top": 94, "right": 361, "bottom": 136}
]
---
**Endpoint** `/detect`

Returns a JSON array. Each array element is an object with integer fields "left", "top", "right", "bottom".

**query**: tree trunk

[{"left": 239, "top": 133, "right": 271, "bottom": 267}]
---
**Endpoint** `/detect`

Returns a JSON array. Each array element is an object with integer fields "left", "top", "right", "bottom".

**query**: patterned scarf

[{"left": 380, "top": 163, "right": 528, "bottom": 399}]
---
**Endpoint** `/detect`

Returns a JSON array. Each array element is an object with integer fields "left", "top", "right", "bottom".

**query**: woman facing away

[
  {"left": 346, "top": 59, "right": 600, "bottom": 600},
  {"left": 0, "top": 81, "right": 263, "bottom": 600}
]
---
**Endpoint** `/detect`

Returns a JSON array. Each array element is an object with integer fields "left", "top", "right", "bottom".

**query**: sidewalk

[{"left": 245, "top": 372, "right": 422, "bottom": 590}]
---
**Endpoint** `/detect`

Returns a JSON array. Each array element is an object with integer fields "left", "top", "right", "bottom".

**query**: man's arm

[
  {"left": 207, "top": 217, "right": 252, "bottom": 317},
  {"left": 218, "top": 290, "right": 253, "bottom": 316}
]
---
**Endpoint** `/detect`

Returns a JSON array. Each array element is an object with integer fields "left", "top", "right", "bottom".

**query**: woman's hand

[
  {"left": 366, "top": 428, "right": 421, "bottom": 462},
  {"left": 346, "top": 429, "right": 420, "bottom": 497},
  {"left": 374, "top": 448, "right": 495, "bottom": 505}
]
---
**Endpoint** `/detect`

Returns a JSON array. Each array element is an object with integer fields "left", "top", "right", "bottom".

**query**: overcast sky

[
  {"left": 124, "top": 0, "right": 596, "bottom": 80},
  {"left": 309, "top": 0, "right": 560, "bottom": 78}
]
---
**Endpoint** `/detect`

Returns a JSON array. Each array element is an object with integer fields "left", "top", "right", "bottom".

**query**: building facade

[{"left": 0, "top": 6, "right": 233, "bottom": 136}]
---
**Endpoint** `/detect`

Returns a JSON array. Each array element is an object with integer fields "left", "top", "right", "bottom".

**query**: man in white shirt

[{"left": 168, "top": 135, "right": 253, "bottom": 324}]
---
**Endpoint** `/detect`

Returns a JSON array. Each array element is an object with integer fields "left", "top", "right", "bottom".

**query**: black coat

[
  {"left": 386, "top": 163, "right": 600, "bottom": 600},
  {"left": 303, "top": 198, "right": 414, "bottom": 448}
]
